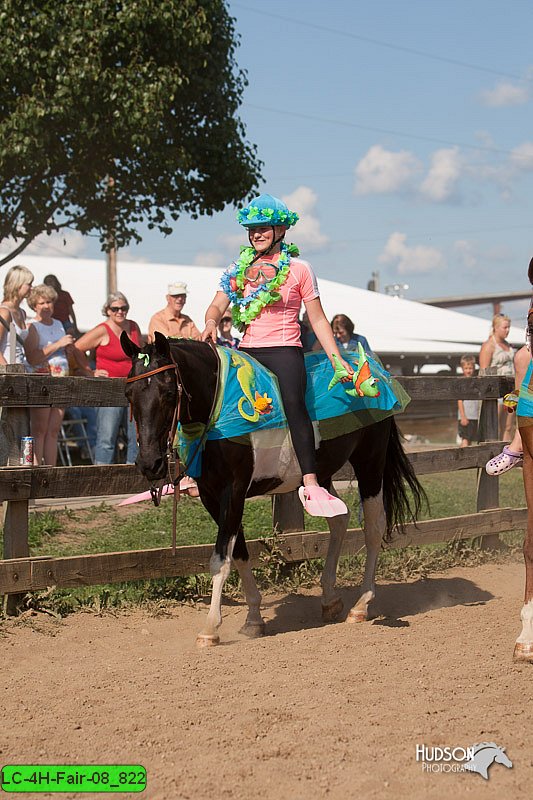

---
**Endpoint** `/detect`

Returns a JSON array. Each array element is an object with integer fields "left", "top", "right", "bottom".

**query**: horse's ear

[
  {"left": 153, "top": 331, "right": 171, "bottom": 358},
  {"left": 121, "top": 330, "right": 141, "bottom": 358}
]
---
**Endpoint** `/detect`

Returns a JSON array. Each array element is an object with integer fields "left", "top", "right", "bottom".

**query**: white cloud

[
  {"left": 354, "top": 145, "right": 422, "bottom": 195},
  {"left": 1, "top": 229, "right": 87, "bottom": 260},
  {"left": 480, "top": 80, "right": 530, "bottom": 107},
  {"left": 282, "top": 186, "right": 328, "bottom": 251},
  {"left": 469, "top": 138, "right": 533, "bottom": 200},
  {"left": 191, "top": 233, "right": 244, "bottom": 270},
  {"left": 219, "top": 232, "right": 245, "bottom": 251},
  {"left": 420, "top": 148, "right": 462, "bottom": 202},
  {"left": 454, "top": 240, "right": 514, "bottom": 272},
  {"left": 379, "top": 232, "right": 446, "bottom": 275},
  {"left": 193, "top": 250, "right": 227, "bottom": 268},
  {"left": 454, "top": 240, "right": 478, "bottom": 270},
  {"left": 510, "top": 141, "right": 533, "bottom": 170}
]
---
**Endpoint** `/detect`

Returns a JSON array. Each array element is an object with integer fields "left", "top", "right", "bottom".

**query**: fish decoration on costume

[{"left": 328, "top": 343, "right": 380, "bottom": 398}]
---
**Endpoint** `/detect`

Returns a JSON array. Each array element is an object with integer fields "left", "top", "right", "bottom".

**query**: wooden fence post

[
  {"left": 272, "top": 491, "right": 305, "bottom": 533},
  {"left": 476, "top": 396, "right": 501, "bottom": 549},
  {"left": 0, "top": 364, "right": 30, "bottom": 614}
]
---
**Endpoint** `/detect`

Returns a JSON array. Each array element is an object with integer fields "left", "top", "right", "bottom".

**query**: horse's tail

[{"left": 382, "top": 417, "right": 427, "bottom": 540}]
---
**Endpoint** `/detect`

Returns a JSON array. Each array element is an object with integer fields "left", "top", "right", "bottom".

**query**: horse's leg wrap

[
  {"left": 347, "top": 488, "right": 384, "bottom": 623},
  {"left": 197, "top": 535, "right": 237, "bottom": 647},
  {"left": 321, "top": 487, "right": 349, "bottom": 622},
  {"left": 233, "top": 558, "right": 265, "bottom": 637},
  {"left": 514, "top": 599, "right": 533, "bottom": 661}
]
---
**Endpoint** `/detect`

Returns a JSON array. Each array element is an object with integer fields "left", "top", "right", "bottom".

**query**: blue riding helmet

[{"left": 237, "top": 193, "right": 299, "bottom": 228}]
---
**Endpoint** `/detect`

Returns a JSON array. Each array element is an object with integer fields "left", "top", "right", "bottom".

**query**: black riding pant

[{"left": 240, "top": 346, "right": 316, "bottom": 475}]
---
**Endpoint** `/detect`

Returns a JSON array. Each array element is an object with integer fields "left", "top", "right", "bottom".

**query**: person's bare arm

[
  {"left": 478, "top": 339, "right": 494, "bottom": 371},
  {"left": 66, "top": 344, "right": 93, "bottom": 376},
  {"left": 304, "top": 297, "right": 353, "bottom": 377},
  {"left": 190, "top": 321, "right": 202, "bottom": 341},
  {"left": 201, "top": 292, "right": 231, "bottom": 342},
  {"left": 147, "top": 313, "right": 163, "bottom": 344},
  {"left": 0, "top": 308, "right": 11, "bottom": 365},
  {"left": 514, "top": 345, "right": 530, "bottom": 389},
  {"left": 74, "top": 324, "right": 107, "bottom": 353},
  {"left": 74, "top": 325, "right": 109, "bottom": 376},
  {"left": 24, "top": 324, "right": 74, "bottom": 366}
]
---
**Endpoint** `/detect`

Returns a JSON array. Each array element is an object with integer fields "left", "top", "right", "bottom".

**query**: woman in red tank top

[{"left": 75, "top": 292, "right": 143, "bottom": 464}]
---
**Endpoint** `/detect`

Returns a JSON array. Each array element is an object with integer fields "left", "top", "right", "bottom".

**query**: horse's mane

[
  {"left": 124, "top": 333, "right": 218, "bottom": 424},
  {"left": 167, "top": 338, "right": 216, "bottom": 358}
]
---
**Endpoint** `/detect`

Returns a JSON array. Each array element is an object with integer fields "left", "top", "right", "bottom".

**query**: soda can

[{"left": 20, "top": 436, "right": 34, "bottom": 466}]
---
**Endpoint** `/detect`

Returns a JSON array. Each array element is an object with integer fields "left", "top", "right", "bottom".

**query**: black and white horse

[{"left": 122, "top": 332, "right": 424, "bottom": 646}]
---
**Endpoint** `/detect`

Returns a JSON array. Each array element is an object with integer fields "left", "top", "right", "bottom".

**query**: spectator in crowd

[
  {"left": 24, "top": 284, "right": 80, "bottom": 465},
  {"left": 74, "top": 292, "right": 142, "bottom": 465},
  {"left": 216, "top": 314, "right": 240, "bottom": 349},
  {"left": 0, "top": 264, "right": 34, "bottom": 367},
  {"left": 315, "top": 313, "right": 373, "bottom": 355},
  {"left": 148, "top": 282, "right": 201, "bottom": 342},
  {"left": 479, "top": 313, "right": 515, "bottom": 440},
  {"left": 486, "top": 344, "right": 530, "bottom": 475},
  {"left": 43, "top": 274, "right": 79, "bottom": 335},
  {"left": 457, "top": 354, "right": 480, "bottom": 447}
]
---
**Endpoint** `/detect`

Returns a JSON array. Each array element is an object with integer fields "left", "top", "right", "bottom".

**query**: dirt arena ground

[{"left": 2, "top": 559, "right": 532, "bottom": 800}]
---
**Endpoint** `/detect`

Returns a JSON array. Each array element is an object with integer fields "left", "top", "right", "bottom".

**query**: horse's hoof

[
  {"left": 346, "top": 608, "right": 367, "bottom": 624},
  {"left": 196, "top": 633, "right": 220, "bottom": 648},
  {"left": 513, "top": 642, "right": 533, "bottom": 663},
  {"left": 239, "top": 621, "right": 266, "bottom": 638},
  {"left": 322, "top": 597, "right": 343, "bottom": 623}
]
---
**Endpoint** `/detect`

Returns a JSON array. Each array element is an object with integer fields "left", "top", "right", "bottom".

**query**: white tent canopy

[{"left": 8, "top": 255, "right": 524, "bottom": 355}]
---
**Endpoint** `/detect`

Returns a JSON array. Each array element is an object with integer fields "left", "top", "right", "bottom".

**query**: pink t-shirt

[{"left": 223, "top": 257, "right": 319, "bottom": 348}]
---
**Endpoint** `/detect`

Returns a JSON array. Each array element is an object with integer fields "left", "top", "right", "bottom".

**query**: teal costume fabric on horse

[
  {"left": 517, "top": 360, "right": 533, "bottom": 424},
  {"left": 176, "top": 346, "right": 410, "bottom": 476},
  {"left": 176, "top": 347, "right": 287, "bottom": 476},
  {"left": 304, "top": 350, "right": 408, "bottom": 437}
]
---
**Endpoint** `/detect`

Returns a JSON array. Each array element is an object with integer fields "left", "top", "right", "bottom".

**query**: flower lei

[{"left": 220, "top": 241, "right": 300, "bottom": 331}]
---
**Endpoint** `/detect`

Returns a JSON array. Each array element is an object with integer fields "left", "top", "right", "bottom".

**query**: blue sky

[{"left": 19, "top": 0, "right": 533, "bottom": 320}]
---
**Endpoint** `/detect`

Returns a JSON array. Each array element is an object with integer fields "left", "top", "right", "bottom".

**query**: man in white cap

[{"left": 148, "top": 281, "right": 201, "bottom": 342}]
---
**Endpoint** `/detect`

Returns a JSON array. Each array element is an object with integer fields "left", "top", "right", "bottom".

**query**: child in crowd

[{"left": 457, "top": 355, "right": 480, "bottom": 447}]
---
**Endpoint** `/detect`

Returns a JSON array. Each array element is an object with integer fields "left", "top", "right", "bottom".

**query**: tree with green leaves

[{"left": 0, "top": 0, "right": 262, "bottom": 266}]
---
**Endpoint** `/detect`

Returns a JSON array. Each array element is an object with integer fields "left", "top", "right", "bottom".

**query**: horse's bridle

[
  {"left": 125, "top": 344, "right": 220, "bottom": 507},
  {"left": 126, "top": 360, "right": 185, "bottom": 503}
]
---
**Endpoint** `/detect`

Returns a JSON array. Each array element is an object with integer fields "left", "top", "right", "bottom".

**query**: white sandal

[{"left": 485, "top": 446, "right": 523, "bottom": 476}]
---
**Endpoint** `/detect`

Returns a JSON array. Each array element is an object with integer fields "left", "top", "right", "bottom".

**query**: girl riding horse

[{"left": 201, "top": 193, "right": 354, "bottom": 518}]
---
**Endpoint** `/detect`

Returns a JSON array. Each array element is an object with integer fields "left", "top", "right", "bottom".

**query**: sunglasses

[{"left": 109, "top": 306, "right": 128, "bottom": 313}]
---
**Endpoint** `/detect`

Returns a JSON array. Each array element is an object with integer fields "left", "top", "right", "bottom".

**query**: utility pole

[
  {"left": 106, "top": 240, "right": 117, "bottom": 296},
  {"left": 106, "top": 175, "right": 117, "bottom": 296}
]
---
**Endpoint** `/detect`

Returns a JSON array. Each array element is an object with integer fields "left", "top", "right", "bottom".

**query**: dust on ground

[{"left": 2, "top": 560, "right": 532, "bottom": 800}]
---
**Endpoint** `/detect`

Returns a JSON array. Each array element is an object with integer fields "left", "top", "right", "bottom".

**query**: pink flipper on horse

[
  {"left": 118, "top": 484, "right": 175, "bottom": 506},
  {"left": 118, "top": 477, "right": 199, "bottom": 506},
  {"left": 298, "top": 485, "right": 348, "bottom": 518}
]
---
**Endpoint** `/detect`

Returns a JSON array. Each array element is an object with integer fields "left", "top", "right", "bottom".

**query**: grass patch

[{"left": 1, "top": 468, "right": 527, "bottom": 618}]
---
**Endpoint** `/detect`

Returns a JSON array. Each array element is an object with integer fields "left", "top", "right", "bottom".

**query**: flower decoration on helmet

[{"left": 237, "top": 193, "right": 299, "bottom": 228}]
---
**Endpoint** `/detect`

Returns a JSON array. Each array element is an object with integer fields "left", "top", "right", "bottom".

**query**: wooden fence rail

[{"left": 0, "top": 372, "right": 521, "bottom": 602}]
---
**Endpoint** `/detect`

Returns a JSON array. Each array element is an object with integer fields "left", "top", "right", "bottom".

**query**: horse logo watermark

[
  {"left": 416, "top": 741, "right": 512, "bottom": 778},
  {"left": 463, "top": 742, "right": 513, "bottom": 780}
]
